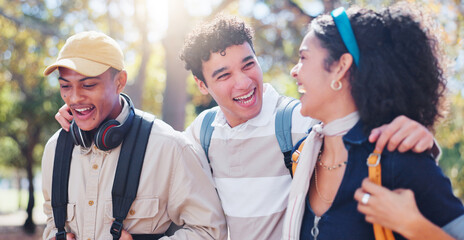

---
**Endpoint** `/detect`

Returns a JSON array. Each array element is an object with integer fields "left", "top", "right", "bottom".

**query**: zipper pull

[{"left": 311, "top": 216, "right": 321, "bottom": 240}]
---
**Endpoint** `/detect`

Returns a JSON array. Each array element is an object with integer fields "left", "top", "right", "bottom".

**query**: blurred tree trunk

[
  {"left": 162, "top": 0, "right": 190, "bottom": 130},
  {"left": 23, "top": 151, "right": 36, "bottom": 233},
  {"left": 124, "top": 0, "right": 152, "bottom": 108},
  {"left": 17, "top": 171, "right": 22, "bottom": 210},
  {"left": 22, "top": 112, "right": 42, "bottom": 233}
]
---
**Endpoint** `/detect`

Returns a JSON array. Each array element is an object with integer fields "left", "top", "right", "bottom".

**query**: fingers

[
  {"left": 354, "top": 188, "right": 377, "bottom": 222},
  {"left": 394, "top": 188, "right": 415, "bottom": 200},
  {"left": 396, "top": 128, "right": 422, "bottom": 153},
  {"left": 120, "top": 230, "right": 133, "bottom": 240},
  {"left": 56, "top": 104, "right": 73, "bottom": 132},
  {"left": 410, "top": 131, "right": 434, "bottom": 153},
  {"left": 67, "top": 233, "right": 76, "bottom": 240},
  {"left": 370, "top": 115, "right": 434, "bottom": 153},
  {"left": 360, "top": 178, "right": 389, "bottom": 196},
  {"left": 368, "top": 125, "right": 387, "bottom": 151},
  {"left": 395, "top": 123, "right": 433, "bottom": 153},
  {"left": 377, "top": 116, "right": 410, "bottom": 152},
  {"left": 371, "top": 123, "right": 402, "bottom": 153},
  {"left": 59, "top": 104, "right": 73, "bottom": 120},
  {"left": 354, "top": 188, "right": 365, "bottom": 203},
  {"left": 55, "top": 112, "right": 72, "bottom": 132}
]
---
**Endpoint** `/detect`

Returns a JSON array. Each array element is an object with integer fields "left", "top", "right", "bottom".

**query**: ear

[
  {"left": 115, "top": 70, "right": 127, "bottom": 94},
  {"left": 332, "top": 53, "right": 353, "bottom": 81},
  {"left": 194, "top": 76, "right": 209, "bottom": 95}
]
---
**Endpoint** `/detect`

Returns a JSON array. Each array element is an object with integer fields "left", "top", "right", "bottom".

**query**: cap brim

[{"left": 43, "top": 58, "right": 110, "bottom": 77}]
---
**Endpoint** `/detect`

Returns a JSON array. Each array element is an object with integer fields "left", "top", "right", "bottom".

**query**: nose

[
  {"left": 290, "top": 64, "right": 299, "bottom": 78},
  {"left": 235, "top": 72, "right": 252, "bottom": 90},
  {"left": 67, "top": 87, "right": 83, "bottom": 104}
]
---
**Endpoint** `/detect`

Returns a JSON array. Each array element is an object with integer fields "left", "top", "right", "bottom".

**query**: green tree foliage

[
  {"left": 437, "top": 94, "right": 464, "bottom": 199},
  {"left": 0, "top": 1, "right": 463, "bottom": 235},
  {"left": 0, "top": 0, "right": 79, "bottom": 232}
]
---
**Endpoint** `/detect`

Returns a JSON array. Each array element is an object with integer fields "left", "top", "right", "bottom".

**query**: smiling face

[
  {"left": 290, "top": 31, "right": 338, "bottom": 121},
  {"left": 58, "top": 67, "right": 125, "bottom": 131},
  {"left": 291, "top": 31, "right": 357, "bottom": 123},
  {"left": 195, "top": 42, "right": 264, "bottom": 127}
]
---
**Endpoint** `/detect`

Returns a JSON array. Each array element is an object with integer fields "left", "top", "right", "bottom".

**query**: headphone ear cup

[
  {"left": 94, "top": 120, "right": 121, "bottom": 151},
  {"left": 70, "top": 120, "right": 92, "bottom": 148}
]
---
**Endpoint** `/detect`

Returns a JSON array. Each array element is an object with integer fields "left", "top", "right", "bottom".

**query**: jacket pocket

[
  {"left": 65, "top": 203, "right": 79, "bottom": 236},
  {"left": 104, "top": 198, "right": 159, "bottom": 233}
]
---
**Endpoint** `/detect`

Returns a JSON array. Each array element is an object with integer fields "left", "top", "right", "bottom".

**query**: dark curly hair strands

[
  {"left": 311, "top": 3, "right": 446, "bottom": 133},
  {"left": 180, "top": 15, "right": 255, "bottom": 85}
]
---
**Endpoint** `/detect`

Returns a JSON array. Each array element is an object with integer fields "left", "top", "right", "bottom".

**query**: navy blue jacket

[{"left": 300, "top": 120, "right": 464, "bottom": 240}]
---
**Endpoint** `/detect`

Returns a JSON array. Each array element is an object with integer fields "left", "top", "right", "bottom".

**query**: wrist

[{"left": 400, "top": 214, "right": 429, "bottom": 239}]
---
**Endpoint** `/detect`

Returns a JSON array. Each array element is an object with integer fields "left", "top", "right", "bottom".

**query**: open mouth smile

[
  {"left": 233, "top": 88, "right": 255, "bottom": 104},
  {"left": 298, "top": 85, "right": 306, "bottom": 94},
  {"left": 73, "top": 106, "right": 95, "bottom": 116}
]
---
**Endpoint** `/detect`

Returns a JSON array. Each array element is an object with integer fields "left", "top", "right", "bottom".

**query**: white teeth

[
  {"left": 234, "top": 89, "right": 255, "bottom": 100},
  {"left": 75, "top": 107, "right": 92, "bottom": 112},
  {"left": 298, "top": 85, "right": 306, "bottom": 94},
  {"left": 241, "top": 98, "right": 252, "bottom": 104}
]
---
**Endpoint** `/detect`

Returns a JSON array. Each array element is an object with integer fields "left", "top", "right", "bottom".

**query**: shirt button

[
  {"left": 92, "top": 164, "right": 98, "bottom": 170},
  {"left": 129, "top": 209, "right": 135, "bottom": 215},
  {"left": 88, "top": 200, "right": 94, "bottom": 206}
]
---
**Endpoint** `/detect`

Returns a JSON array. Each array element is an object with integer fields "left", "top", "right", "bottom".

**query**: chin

[
  {"left": 299, "top": 107, "right": 312, "bottom": 118},
  {"left": 76, "top": 121, "right": 99, "bottom": 131}
]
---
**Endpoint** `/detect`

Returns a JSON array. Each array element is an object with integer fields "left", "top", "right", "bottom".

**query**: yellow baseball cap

[{"left": 43, "top": 31, "right": 124, "bottom": 77}]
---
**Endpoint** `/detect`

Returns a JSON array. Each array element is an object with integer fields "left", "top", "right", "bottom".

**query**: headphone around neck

[{"left": 70, "top": 93, "right": 135, "bottom": 151}]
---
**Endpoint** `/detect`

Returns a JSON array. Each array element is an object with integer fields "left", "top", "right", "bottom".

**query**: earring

[{"left": 331, "top": 79, "right": 342, "bottom": 91}]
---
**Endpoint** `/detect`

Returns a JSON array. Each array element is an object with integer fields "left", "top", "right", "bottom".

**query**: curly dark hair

[
  {"left": 311, "top": 3, "right": 446, "bottom": 132},
  {"left": 180, "top": 15, "right": 255, "bottom": 84}
]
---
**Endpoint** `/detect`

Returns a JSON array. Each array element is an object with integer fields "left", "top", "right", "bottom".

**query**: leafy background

[{"left": 0, "top": 0, "right": 463, "bottom": 234}]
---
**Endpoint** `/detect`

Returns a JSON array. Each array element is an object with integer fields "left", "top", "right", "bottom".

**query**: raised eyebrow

[
  {"left": 211, "top": 67, "right": 227, "bottom": 79},
  {"left": 58, "top": 76, "right": 98, "bottom": 82}
]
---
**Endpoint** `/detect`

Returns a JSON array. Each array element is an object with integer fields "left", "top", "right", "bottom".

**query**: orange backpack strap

[
  {"left": 367, "top": 150, "right": 395, "bottom": 240},
  {"left": 291, "top": 140, "right": 305, "bottom": 176}
]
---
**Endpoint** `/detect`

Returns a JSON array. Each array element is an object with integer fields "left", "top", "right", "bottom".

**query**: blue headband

[{"left": 331, "top": 7, "right": 360, "bottom": 67}]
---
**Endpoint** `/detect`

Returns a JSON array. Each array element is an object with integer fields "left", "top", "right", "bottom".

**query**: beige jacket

[{"left": 42, "top": 104, "right": 227, "bottom": 240}]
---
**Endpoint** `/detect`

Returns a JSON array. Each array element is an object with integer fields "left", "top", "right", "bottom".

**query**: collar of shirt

[
  {"left": 116, "top": 96, "right": 130, "bottom": 124},
  {"left": 342, "top": 119, "right": 377, "bottom": 154},
  {"left": 212, "top": 83, "right": 280, "bottom": 129}
]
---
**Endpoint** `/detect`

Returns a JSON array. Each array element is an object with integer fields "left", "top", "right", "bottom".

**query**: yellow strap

[
  {"left": 367, "top": 150, "right": 395, "bottom": 240},
  {"left": 291, "top": 141, "right": 305, "bottom": 176}
]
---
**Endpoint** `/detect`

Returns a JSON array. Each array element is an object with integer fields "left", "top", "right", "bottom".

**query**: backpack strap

[
  {"left": 51, "top": 111, "right": 157, "bottom": 239},
  {"left": 291, "top": 136, "right": 307, "bottom": 176},
  {"left": 275, "top": 97, "right": 300, "bottom": 177},
  {"left": 199, "top": 98, "right": 299, "bottom": 177},
  {"left": 200, "top": 109, "right": 217, "bottom": 170},
  {"left": 52, "top": 130, "right": 75, "bottom": 240},
  {"left": 110, "top": 111, "right": 154, "bottom": 239},
  {"left": 367, "top": 150, "right": 395, "bottom": 240}
]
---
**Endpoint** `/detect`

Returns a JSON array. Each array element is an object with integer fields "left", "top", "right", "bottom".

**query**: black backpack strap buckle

[
  {"left": 110, "top": 219, "right": 124, "bottom": 239},
  {"left": 55, "top": 227, "right": 67, "bottom": 240},
  {"left": 283, "top": 151, "right": 293, "bottom": 177}
]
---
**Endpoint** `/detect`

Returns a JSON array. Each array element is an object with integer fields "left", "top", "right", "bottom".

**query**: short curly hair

[
  {"left": 180, "top": 15, "right": 255, "bottom": 84},
  {"left": 311, "top": 3, "right": 446, "bottom": 132}
]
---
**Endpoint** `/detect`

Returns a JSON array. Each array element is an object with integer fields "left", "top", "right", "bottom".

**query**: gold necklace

[
  {"left": 317, "top": 141, "right": 347, "bottom": 171},
  {"left": 318, "top": 158, "right": 347, "bottom": 171},
  {"left": 314, "top": 149, "right": 334, "bottom": 204}
]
